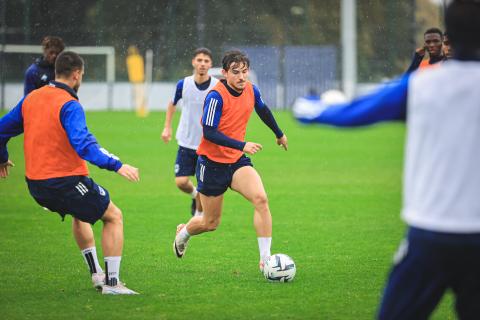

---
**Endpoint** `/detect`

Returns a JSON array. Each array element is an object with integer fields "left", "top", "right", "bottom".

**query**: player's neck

[
  {"left": 194, "top": 73, "right": 210, "bottom": 84},
  {"left": 54, "top": 78, "right": 75, "bottom": 90}
]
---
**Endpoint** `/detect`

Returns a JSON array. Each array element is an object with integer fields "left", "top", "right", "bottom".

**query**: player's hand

[
  {"left": 415, "top": 46, "right": 426, "bottom": 56},
  {"left": 276, "top": 134, "right": 288, "bottom": 151},
  {"left": 243, "top": 142, "right": 263, "bottom": 155},
  {"left": 117, "top": 164, "right": 140, "bottom": 182},
  {"left": 161, "top": 127, "right": 172, "bottom": 143},
  {"left": 0, "top": 160, "right": 14, "bottom": 179}
]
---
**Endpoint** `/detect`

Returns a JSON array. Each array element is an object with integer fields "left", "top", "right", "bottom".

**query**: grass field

[{"left": 0, "top": 111, "right": 455, "bottom": 319}]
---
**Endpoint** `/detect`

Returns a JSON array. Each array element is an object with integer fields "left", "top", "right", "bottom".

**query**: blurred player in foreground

[
  {"left": 295, "top": 0, "right": 480, "bottom": 317},
  {"left": 173, "top": 50, "right": 288, "bottom": 272},
  {"left": 24, "top": 36, "right": 65, "bottom": 95},
  {"left": 162, "top": 48, "right": 218, "bottom": 216},
  {"left": 0, "top": 51, "right": 140, "bottom": 295}
]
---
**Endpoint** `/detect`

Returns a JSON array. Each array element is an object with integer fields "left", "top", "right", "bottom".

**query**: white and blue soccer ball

[{"left": 263, "top": 253, "right": 296, "bottom": 282}]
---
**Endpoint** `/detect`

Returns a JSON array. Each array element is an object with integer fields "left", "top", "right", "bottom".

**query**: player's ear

[
  {"left": 72, "top": 69, "right": 80, "bottom": 80},
  {"left": 221, "top": 68, "right": 227, "bottom": 77}
]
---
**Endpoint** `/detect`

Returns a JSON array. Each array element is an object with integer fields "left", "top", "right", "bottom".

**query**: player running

[
  {"left": 0, "top": 51, "right": 139, "bottom": 295},
  {"left": 172, "top": 50, "right": 288, "bottom": 272},
  {"left": 162, "top": 48, "right": 219, "bottom": 217}
]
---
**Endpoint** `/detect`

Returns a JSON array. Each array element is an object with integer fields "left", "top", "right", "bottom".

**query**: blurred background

[{"left": 0, "top": 0, "right": 445, "bottom": 110}]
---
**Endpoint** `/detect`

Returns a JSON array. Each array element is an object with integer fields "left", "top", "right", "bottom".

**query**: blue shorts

[
  {"left": 378, "top": 226, "right": 480, "bottom": 319},
  {"left": 26, "top": 175, "right": 110, "bottom": 225},
  {"left": 196, "top": 155, "right": 253, "bottom": 196},
  {"left": 175, "top": 146, "right": 198, "bottom": 177}
]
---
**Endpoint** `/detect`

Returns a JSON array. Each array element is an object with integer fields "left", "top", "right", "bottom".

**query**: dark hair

[
  {"left": 424, "top": 27, "right": 443, "bottom": 39},
  {"left": 445, "top": 0, "right": 480, "bottom": 51},
  {"left": 193, "top": 47, "right": 213, "bottom": 60},
  {"left": 41, "top": 36, "right": 65, "bottom": 52},
  {"left": 55, "top": 51, "right": 84, "bottom": 78},
  {"left": 222, "top": 50, "right": 250, "bottom": 71}
]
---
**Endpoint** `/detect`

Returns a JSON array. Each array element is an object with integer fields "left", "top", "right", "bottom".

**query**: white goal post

[{"left": 0, "top": 44, "right": 115, "bottom": 108}]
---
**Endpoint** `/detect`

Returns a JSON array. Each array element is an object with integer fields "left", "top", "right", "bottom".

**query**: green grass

[{"left": 0, "top": 111, "right": 455, "bottom": 319}]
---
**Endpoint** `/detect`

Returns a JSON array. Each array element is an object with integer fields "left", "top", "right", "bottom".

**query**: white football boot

[
  {"left": 91, "top": 272, "right": 105, "bottom": 289},
  {"left": 173, "top": 224, "right": 189, "bottom": 258},
  {"left": 259, "top": 256, "right": 270, "bottom": 273},
  {"left": 102, "top": 283, "right": 139, "bottom": 295}
]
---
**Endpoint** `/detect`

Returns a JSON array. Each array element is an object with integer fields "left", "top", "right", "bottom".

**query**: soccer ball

[{"left": 263, "top": 254, "right": 296, "bottom": 282}]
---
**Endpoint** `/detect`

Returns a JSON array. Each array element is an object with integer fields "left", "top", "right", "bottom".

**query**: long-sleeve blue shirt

[
  {"left": 201, "top": 81, "right": 284, "bottom": 150},
  {"left": 296, "top": 74, "right": 409, "bottom": 126},
  {"left": 0, "top": 81, "right": 122, "bottom": 172},
  {"left": 24, "top": 57, "right": 56, "bottom": 96}
]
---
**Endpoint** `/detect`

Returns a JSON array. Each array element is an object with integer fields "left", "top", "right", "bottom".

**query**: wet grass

[{"left": 0, "top": 111, "right": 455, "bottom": 319}]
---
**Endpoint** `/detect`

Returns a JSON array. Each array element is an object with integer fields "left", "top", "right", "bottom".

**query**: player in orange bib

[
  {"left": 0, "top": 51, "right": 139, "bottom": 295},
  {"left": 406, "top": 28, "right": 445, "bottom": 73},
  {"left": 173, "top": 50, "right": 288, "bottom": 272}
]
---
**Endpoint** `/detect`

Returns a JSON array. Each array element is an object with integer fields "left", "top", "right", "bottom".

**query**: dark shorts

[
  {"left": 196, "top": 155, "right": 253, "bottom": 197},
  {"left": 378, "top": 227, "right": 480, "bottom": 320},
  {"left": 175, "top": 146, "right": 198, "bottom": 177},
  {"left": 26, "top": 175, "right": 110, "bottom": 225}
]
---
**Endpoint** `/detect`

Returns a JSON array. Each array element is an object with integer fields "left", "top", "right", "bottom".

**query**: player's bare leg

[
  {"left": 231, "top": 166, "right": 272, "bottom": 271},
  {"left": 72, "top": 218, "right": 105, "bottom": 289},
  {"left": 101, "top": 202, "right": 124, "bottom": 257},
  {"left": 188, "top": 194, "right": 223, "bottom": 234},
  {"left": 175, "top": 176, "right": 194, "bottom": 194},
  {"left": 173, "top": 194, "right": 223, "bottom": 258},
  {"left": 175, "top": 176, "right": 202, "bottom": 216},
  {"left": 72, "top": 218, "right": 95, "bottom": 250},
  {"left": 100, "top": 201, "right": 137, "bottom": 294}
]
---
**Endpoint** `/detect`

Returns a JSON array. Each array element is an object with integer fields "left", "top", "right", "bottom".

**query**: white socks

[
  {"left": 190, "top": 188, "right": 198, "bottom": 199},
  {"left": 81, "top": 247, "right": 103, "bottom": 275},
  {"left": 177, "top": 226, "right": 191, "bottom": 242},
  {"left": 194, "top": 210, "right": 203, "bottom": 217},
  {"left": 104, "top": 256, "right": 122, "bottom": 286},
  {"left": 257, "top": 237, "right": 272, "bottom": 261}
]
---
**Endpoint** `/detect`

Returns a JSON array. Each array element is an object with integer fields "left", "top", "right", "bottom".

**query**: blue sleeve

[
  {"left": 305, "top": 75, "right": 409, "bottom": 127},
  {"left": 202, "top": 91, "right": 246, "bottom": 151},
  {"left": 0, "top": 98, "right": 25, "bottom": 163},
  {"left": 172, "top": 79, "right": 184, "bottom": 105},
  {"left": 253, "top": 85, "right": 284, "bottom": 138},
  {"left": 24, "top": 65, "right": 36, "bottom": 96},
  {"left": 60, "top": 101, "right": 123, "bottom": 171},
  {"left": 406, "top": 52, "right": 424, "bottom": 74}
]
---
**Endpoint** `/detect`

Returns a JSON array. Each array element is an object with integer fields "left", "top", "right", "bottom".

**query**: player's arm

[
  {"left": 202, "top": 91, "right": 262, "bottom": 155},
  {"left": 406, "top": 48, "right": 426, "bottom": 73},
  {"left": 161, "top": 79, "right": 183, "bottom": 143},
  {"left": 253, "top": 85, "right": 287, "bottom": 151},
  {"left": 0, "top": 97, "right": 25, "bottom": 178},
  {"left": 23, "top": 66, "right": 37, "bottom": 96},
  {"left": 296, "top": 75, "right": 409, "bottom": 126},
  {"left": 60, "top": 101, "right": 139, "bottom": 182}
]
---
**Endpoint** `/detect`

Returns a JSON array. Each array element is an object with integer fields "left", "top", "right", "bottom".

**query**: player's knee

[
  {"left": 203, "top": 218, "right": 219, "bottom": 231},
  {"left": 175, "top": 177, "right": 189, "bottom": 189},
  {"left": 252, "top": 193, "right": 269, "bottom": 208},
  {"left": 103, "top": 204, "right": 123, "bottom": 225},
  {"left": 111, "top": 207, "right": 123, "bottom": 225}
]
